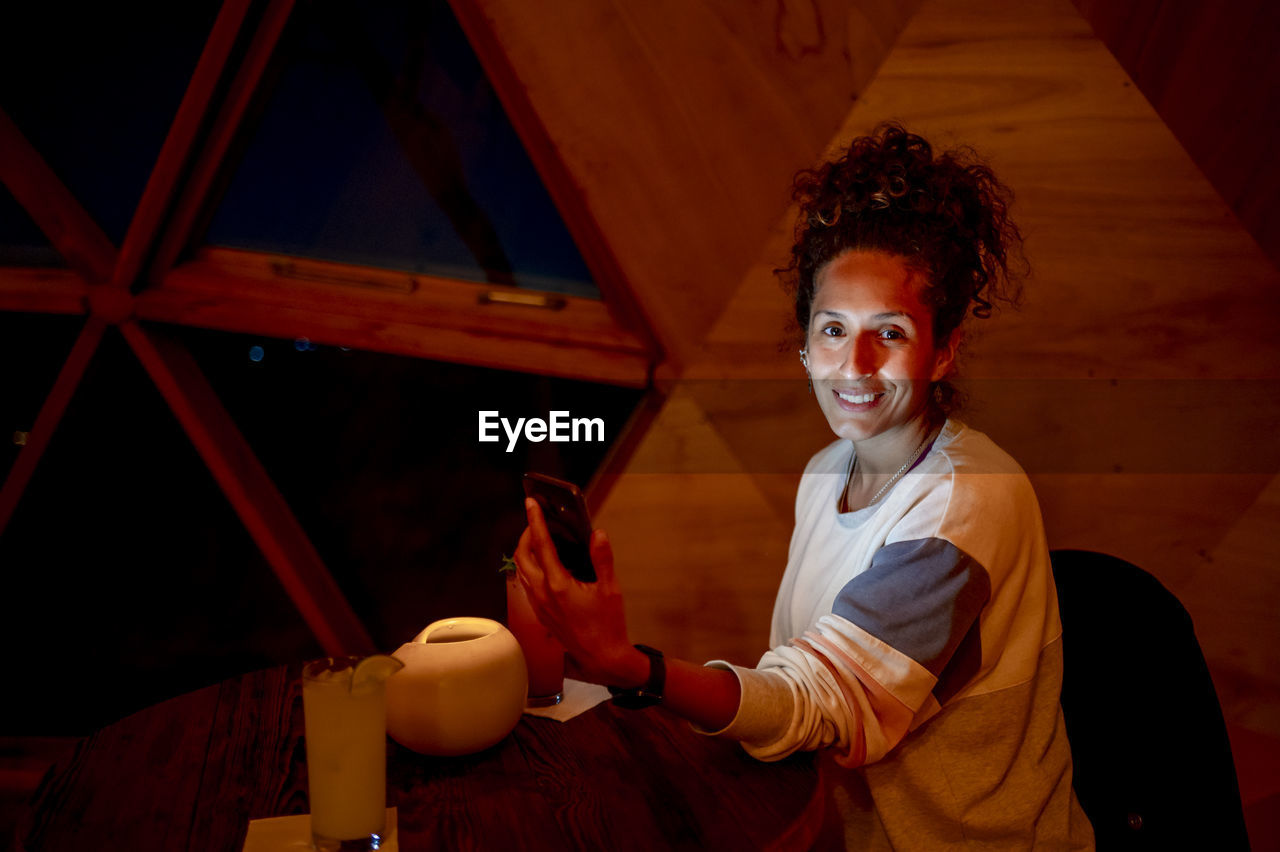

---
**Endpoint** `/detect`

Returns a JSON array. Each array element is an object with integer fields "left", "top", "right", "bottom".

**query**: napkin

[
  {"left": 242, "top": 808, "right": 398, "bottom": 851},
  {"left": 522, "top": 678, "right": 610, "bottom": 721}
]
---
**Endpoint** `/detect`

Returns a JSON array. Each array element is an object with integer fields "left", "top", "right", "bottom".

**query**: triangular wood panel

[{"left": 1073, "top": 0, "right": 1280, "bottom": 270}]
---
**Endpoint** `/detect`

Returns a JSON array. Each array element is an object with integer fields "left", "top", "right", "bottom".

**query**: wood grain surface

[
  {"left": 1072, "top": 0, "right": 1280, "bottom": 269},
  {"left": 583, "top": 2, "right": 1280, "bottom": 842},
  {"left": 16, "top": 667, "right": 820, "bottom": 851}
]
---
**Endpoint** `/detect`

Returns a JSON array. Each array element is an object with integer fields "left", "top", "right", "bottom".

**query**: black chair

[{"left": 1050, "top": 549, "right": 1251, "bottom": 850}]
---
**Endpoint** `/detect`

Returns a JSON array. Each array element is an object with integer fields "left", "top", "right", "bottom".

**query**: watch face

[{"left": 610, "top": 689, "right": 660, "bottom": 710}]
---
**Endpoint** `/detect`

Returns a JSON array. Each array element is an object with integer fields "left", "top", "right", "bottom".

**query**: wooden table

[{"left": 16, "top": 666, "right": 823, "bottom": 850}]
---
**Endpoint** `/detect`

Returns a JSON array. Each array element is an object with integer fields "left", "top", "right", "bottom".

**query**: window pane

[
  {"left": 0, "top": 2, "right": 223, "bottom": 245},
  {"left": 206, "top": 0, "right": 596, "bottom": 297},
  {"left": 0, "top": 185, "right": 64, "bottom": 267}
]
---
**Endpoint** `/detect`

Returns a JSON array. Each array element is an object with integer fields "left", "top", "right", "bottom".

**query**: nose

[{"left": 842, "top": 333, "right": 881, "bottom": 377}]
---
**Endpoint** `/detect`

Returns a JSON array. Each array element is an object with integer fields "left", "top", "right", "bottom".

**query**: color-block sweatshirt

[{"left": 705, "top": 420, "right": 1094, "bottom": 849}]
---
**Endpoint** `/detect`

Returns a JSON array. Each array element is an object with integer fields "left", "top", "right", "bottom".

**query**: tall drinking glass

[
  {"left": 505, "top": 574, "right": 565, "bottom": 706},
  {"left": 302, "top": 655, "right": 402, "bottom": 851}
]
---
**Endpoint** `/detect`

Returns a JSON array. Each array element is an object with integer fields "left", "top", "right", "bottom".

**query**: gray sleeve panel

[{"left": 831, "top": 538, "right": 992, "bottom": 678}]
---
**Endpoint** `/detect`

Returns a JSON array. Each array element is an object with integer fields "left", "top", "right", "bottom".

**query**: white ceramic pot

[{"left": 385, "top": 617, "right": 528, "bottom": 756}]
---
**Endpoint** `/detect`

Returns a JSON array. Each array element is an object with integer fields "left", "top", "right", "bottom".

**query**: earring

[{"left": 799, "top": 349, "right": 811, "bottom": 395}]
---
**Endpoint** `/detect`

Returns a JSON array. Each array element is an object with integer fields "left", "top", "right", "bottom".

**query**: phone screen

[{"left": 522, "top": 473, "right": 596, "bottom": 583}]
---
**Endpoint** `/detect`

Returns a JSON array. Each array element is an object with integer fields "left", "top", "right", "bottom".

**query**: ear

[{"left": 930, "top": 327, "right": 961, "bottom": 382}]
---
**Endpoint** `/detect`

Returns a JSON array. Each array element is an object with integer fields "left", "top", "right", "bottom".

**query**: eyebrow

[{"left": 814, "top": 309, "right": 915, "bottom": 324}]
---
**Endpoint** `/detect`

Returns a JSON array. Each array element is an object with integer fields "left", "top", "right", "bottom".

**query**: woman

[{"left": 516, "top": 123, "right": 1094, "bottom": 849}]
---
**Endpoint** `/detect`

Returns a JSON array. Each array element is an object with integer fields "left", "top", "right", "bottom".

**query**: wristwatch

[{"left": 608, "top": 644, "right": 665, "bottom": 709}]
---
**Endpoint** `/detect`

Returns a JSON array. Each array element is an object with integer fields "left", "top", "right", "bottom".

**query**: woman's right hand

[{"left": 514, "top": 498, "right": 649, "bottom": 689}]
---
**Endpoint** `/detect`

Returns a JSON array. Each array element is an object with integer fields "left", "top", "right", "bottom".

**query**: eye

[
  {"left": 878, "top": 328, "right": 906, "bottom": 341},
  {"left": 819, "top": 324, "right": 844, "bottom": 338}
]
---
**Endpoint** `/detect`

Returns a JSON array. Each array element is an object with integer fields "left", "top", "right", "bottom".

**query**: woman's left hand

[{"left": 514, "top": 498, "right": 647, "bottom": 687}]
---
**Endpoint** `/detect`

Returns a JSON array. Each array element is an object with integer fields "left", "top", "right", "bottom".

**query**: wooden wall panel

[
  {"left": 592, "top": 0, "right": 1279, "bottom": 836},
  {"left": 1073, "top": 0, "right": 1280, "bottom": 271}
]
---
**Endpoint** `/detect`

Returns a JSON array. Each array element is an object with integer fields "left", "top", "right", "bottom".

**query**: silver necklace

[{"left": 856, "top": 431, "right": 933, "bottom": 508}]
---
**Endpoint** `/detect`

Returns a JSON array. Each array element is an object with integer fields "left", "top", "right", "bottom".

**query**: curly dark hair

[{"left": 782, "top": 123, "right": 1025, "bottom": 409}]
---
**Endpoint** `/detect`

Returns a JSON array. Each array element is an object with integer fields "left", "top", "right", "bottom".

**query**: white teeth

[{"left": 836, "top": 391, "right": 878, "bottom": 404}]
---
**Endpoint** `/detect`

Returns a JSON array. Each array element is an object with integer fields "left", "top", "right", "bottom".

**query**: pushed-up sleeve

[{"left": 708, "top": 537, "right": 991, "bottom": 766}]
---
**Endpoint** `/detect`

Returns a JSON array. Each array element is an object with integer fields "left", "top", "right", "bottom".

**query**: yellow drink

[{"left": 302, "top": 657, "right": 395, "bottom": 850}]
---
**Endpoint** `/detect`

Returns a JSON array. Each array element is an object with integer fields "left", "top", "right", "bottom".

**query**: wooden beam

[
  {"left": 141, "top": 249, "right": 653, "bottom": 386},
  {"left": 110, "top": 0, "right": 257, "bottom": 291},
  {"left": 148, "top": 0, "right": 297, "bottom": 282},
  {"left": 167, "top": 249, "right": 646, "bottom": 348},
  {"left": 136, "top": 292, "right": 652, "bottom": 386},
  {"left": 0, "top": 317, "right": 106, "bottom": 537},
  {"left": 118, "top": 318, "right": 374, "bottom": 655},
  {"left": 0, "top": 108, "right": 117, "bottom": 284},
  {"left": 0, "top": 268, "right": 89, "bottom": 315}
]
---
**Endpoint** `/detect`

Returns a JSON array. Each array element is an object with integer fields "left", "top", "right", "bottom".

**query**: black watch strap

[{"left": 608, "top": 644, "right": 665, "bottom": 709}]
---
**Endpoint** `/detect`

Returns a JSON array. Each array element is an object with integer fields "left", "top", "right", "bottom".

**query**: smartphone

[{"left": 522, "top": 472, "right": 596, "bottom": 582}]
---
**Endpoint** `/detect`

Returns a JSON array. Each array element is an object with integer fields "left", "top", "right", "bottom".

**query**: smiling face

[{"left": 807, "top": 250, "right": 958, "bottom": 447}]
